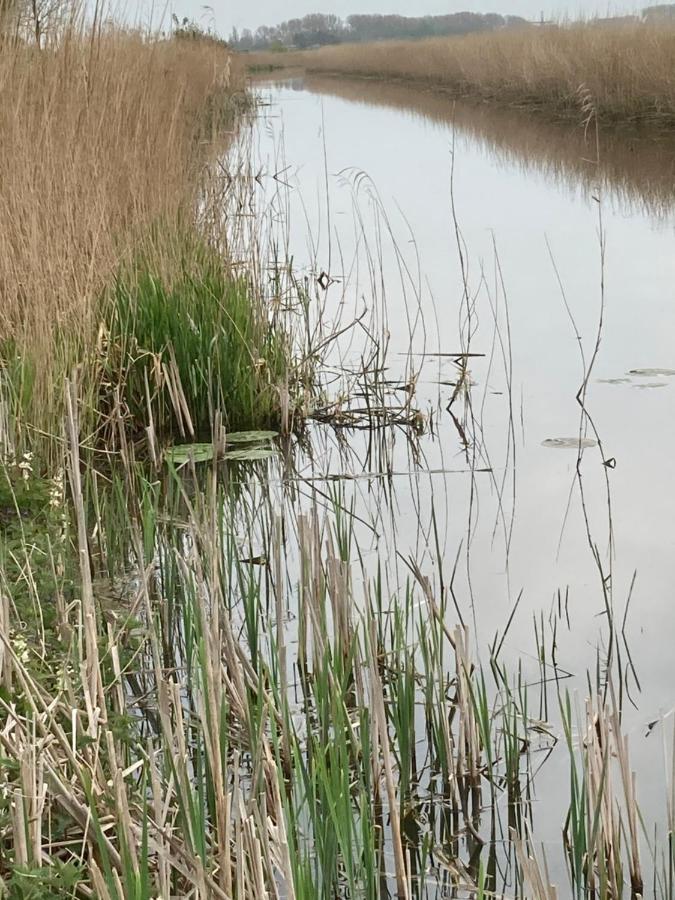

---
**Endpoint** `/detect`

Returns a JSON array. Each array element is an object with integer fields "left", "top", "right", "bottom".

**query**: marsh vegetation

[
  {"left": 1, "top": 10, "right": 675, "bottom": 900},
  {"left": 248, "top": 21, "right": 675, "bottom": 127}
]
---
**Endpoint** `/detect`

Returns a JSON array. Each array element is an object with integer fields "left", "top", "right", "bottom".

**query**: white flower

[
  {"left": 13, "top": 634, "right": 30, "bottom": 664},
  {"left": 49, "top": 468, "right": 65, "bottom": 509},
  {"left": 18, "top": 451, "right": 34, "bottom": 482}
]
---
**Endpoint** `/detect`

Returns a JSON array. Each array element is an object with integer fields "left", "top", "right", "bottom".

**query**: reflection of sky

[
  {"left": 247, "top": 80, "right": 675, "bottom": 875},
  {"left": 293, "top": 75, "right": 675, "bottom": 224}
]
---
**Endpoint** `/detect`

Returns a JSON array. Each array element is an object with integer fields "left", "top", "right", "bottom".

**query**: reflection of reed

[{"left": 294, "top": 75, "right": 675, "bottom": 219}]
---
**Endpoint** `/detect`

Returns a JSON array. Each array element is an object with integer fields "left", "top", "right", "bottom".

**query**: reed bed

[
  {"left": 0, "top": 26, "right": 275, "bottom": 455},
  {"left": 1, "top": 17, "right": 674, "bottom": 900},
  {"left": 1, "top": 398, "right": 668, "bottom": 898},
  {"left": 248, "top": 22, "right": 675, "bottom": 126}
]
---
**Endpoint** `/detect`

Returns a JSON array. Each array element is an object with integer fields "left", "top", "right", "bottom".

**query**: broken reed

[{"left": 247, "top": 21, "right": 675, "bottom": 127}]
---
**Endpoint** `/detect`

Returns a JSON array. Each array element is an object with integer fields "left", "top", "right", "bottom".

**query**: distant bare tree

[
  {"left": 25, "top": 0, "right": 74, "bottom": 45},
  {"left": 0, "top": 0, "right": 76, "bottom": 45}
]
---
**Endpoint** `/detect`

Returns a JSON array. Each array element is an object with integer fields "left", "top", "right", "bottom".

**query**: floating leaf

[
  {"left": 597, "top": 378, "right": 631, "bottom": 385},
  {"left": 628, "top": 368, "right": 675, "bottom": 377},
  {"left": 542, "top": 437, "right": 598, "bottom": 450},
  {"left": 165, "top": 443, "right": 215, "bottom": 466},
  {"left": 225, "top": 430, "right": 279, "bottom": 444},
  {"left": 224, "top": 447, "right": 276, "bottom": 461},
  {"left": 633, "top": 382, "right": 667, "bottom": 390}
]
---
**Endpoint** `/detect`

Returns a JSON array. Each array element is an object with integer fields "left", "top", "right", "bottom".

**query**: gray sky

[{"left": 164, "top": 0, "right": 639, "bottom": 36}]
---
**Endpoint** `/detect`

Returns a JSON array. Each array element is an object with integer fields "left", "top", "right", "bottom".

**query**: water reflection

[
  {"left": 243, "top": 75, "right": 675, "bottom": 892},
  {"left": 279, "top": 74, "right": 675, "bottom": 220}
]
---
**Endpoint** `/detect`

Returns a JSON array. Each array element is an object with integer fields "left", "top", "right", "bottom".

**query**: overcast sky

[{"left": 160, "top": 0, "right": 639, "bottom": 36}]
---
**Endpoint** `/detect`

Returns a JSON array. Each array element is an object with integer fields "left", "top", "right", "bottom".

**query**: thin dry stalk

[
  {"left": 513, "top": 826, "right": 558, "bottom": 900},
  {"left": 367, "top": 615, "right": 410, "bottom": 900},
  {"left": 65, "top": 375, "right": 105, "bottom": 729}
]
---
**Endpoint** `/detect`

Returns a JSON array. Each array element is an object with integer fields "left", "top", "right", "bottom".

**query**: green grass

[
  {"left": 105, "top": 241, "right": 292, "bottom": 439},
  {"left": 0, "top": 230, "right": 300, "bottom": 464}
]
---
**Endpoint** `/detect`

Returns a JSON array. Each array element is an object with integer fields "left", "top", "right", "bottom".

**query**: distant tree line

[
  {"left": 229, "top": 12, "right": 530, "bottom": 51},
  {"left": 642, "top": 3, "right": 675, "bottom": 18},
  {"left": 0, "top": 0, "right": 72, "bottom": 46}
]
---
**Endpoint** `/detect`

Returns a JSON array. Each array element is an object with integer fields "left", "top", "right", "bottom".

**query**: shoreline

[
  {"left": 244, "top": 22, "right": 675, "bottom": 132},
  {"left": 251, "top": 63, "right": 675, "bottom": 133}
]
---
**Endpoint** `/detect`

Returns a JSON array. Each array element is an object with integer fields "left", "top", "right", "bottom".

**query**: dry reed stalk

[
  {"left": 298, "top": 510, "right": 327, "bottom": 668},
  {"left": 326, "top": 530, "right": 354, "bottom": 663},
  {"left": 65, "top": 375, "right": 105, "bottom": 730},
  {"left": 669, "top": 721, "right": 675, "bottom": 854},
  {"left": 273, "top": 512, "right": 292, "bottom": 776},
  {"left": 0, "top": 588, "right": 11, "bottom": 688},
  {"left": 11, "top": 787, "right": 29, "bottom": 867},
  {"left": 367, "top": 615, "right": 410, "bottom": 900},
  {"left": 577, "top": 691, "right": 644, "bottom": 897},
  {"left": 609, "top": 702, "right": 643, "bottom": 895},
  {"left": 513, "top": 826, "right": 558, "bottom": 899},
  {"left": 584, "top": 698, "right": 620, "bottom": 896}
]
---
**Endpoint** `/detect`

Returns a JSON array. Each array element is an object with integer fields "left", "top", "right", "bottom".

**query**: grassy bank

[
  {"left": 0, "top": 20, "right": 326, "bottom": 897},
  {"left": 248, "top": 21, "right": 675, "bottom": 126},
  {"left": 0, "top": 26, "right": 308, "bottom": 462}
]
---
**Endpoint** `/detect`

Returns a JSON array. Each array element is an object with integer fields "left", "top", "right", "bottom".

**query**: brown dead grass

[
  {"left": 0, "top": 29, "right": 241, "bottom": 438},
  {"left": 248, "top": 23, "right": 675, "bottom": 126}
]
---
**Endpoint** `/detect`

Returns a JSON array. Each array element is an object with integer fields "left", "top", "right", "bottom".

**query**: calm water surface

[{"left": 244, "top": 75, "right": 675, "bottom": 880}]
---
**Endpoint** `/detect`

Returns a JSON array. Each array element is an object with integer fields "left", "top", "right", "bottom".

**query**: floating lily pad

[
  {"left": 542, "top": 437, "right": 598, "bottom": 450},
  {"left": 225, "top": 430, "right": 279, "bottom": 444},
  {"left": 628, "top": 368, "right": 675, "bottom": 377},
  {"left": 165, "top": 434, "right": 278, "bottom": 467},
  {"left": 223, "top": 447, "right": 276, "bottom": 461},
  {"left": 165, "top": 443, "right": 216, "bottom": 466},
  {"left": 632, "top": 382, "right": 667, "bottom": 390},
  {"left": 597, "top": 378, "right": 631, "bottom": 385}
]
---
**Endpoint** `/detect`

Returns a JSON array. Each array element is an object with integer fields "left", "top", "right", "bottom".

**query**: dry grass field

[{"left": 248, "top": 22, "right": 675, "bottom": 125}]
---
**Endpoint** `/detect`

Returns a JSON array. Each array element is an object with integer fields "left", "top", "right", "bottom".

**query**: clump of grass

[
  {"left": 248, "top": 21, "right": 675, "bottom": 127},
  {"left": 104, "top": 240, "right": 292, "bottom": 439}
]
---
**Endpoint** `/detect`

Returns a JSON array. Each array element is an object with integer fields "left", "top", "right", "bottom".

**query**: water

[{"left": 243, "top": 75, "right": 675, "bottom": 889}]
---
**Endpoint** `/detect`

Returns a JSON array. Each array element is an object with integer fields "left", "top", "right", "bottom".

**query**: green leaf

[
  {"left": 165, "top": 443, "right": 215, "bottom": 466},
  {"left": 225, "top": 430, "right": 279, "bottom": 443},
  {"left": 224, "top": 447, "right": 276, "bottom": 461},
  {"left": 165, "top": 434, "right": 279, "bottom": 467}
]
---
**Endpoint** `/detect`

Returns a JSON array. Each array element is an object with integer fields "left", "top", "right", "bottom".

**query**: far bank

[{"left": 245, "top": 22, "right": 675, "bottom": 129}]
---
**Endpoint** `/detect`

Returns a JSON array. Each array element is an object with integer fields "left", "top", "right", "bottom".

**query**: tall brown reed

[
  {"left": 0, "top": 27, "right": 240, "bottom": 443},
  {"left": 248, "top": 22, "right": 675, "bottom": 126}
]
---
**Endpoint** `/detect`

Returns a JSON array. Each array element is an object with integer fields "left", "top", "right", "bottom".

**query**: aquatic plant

[{"left": 104, "top": 244, "right": 292, "bottom": 439}]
